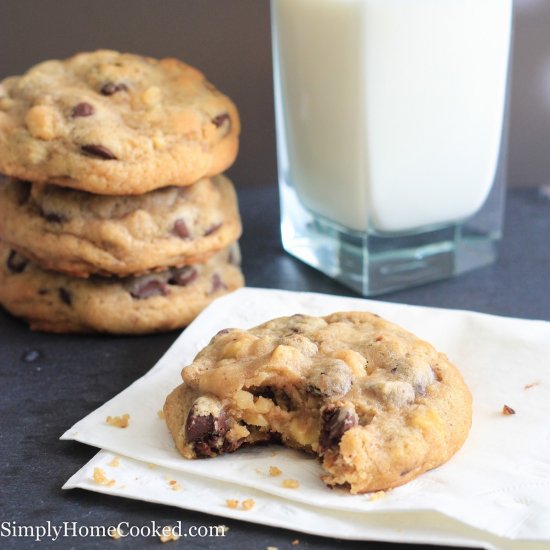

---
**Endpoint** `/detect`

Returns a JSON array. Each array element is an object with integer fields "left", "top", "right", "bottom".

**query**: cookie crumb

[
  {"left": 92, "top": 467, "right": 115, "bottom": 488},
  {"left": 524, "top": 381, "right": 540, "bottom": 390},
  {"left": 291, "top": 540, "right": 300, "bottom": 546},
  {"left": 147, "top": 463, "right": 157, "bottom": 469},
  {"left": 267, "top": 546, "right": 278, "bottom": 550},
  {"left": 282, "top": 479, "right": 299, "bottom": 489},
  {"left": 168, "top": 480, "right": 182, "bottom": 491},
  {"left": 108, "top": 456, "right": 121, "bottom": 468},
  {"left": 502, "top": 404, "right": 516, "bottom": 415},
  {"left": 269, "top": 466, "right": 282, "bottom": 477},
  {"left": 226, "top": 499, "right": 239, "bottom": 509},
  {"left": 157, "top": 409, "right": 165, "bottom": 419},
  {"left": 159, "top": 526, "right": 180, "bottom": 543},
  {"left": 241, "top": 498, "right": 255, "bottom": 511},
  {"left": 110, "top": 526, "right": 124, "bottom": 540},
  {"left": 105, "top": 413, "right": 130, "bottom": 428}
]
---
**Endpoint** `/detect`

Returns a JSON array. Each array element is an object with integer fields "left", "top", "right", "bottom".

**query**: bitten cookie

[
  {"left": 0, "top": 174, "right": 241, "bottom": 277},
  {"left": 164, "top": 312, "right": 472, "bottom": 493},
  {"left": 0, "top": 243, "right": 243, "bottom": 334},
  {"left": 0, "top": 50, "right": 239, "bottom": 194}
]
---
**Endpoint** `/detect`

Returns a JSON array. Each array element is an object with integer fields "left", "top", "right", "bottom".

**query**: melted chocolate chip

[
  {"left": 203, "top": 223, "right": 223, "bottom": 237},
  {"left": 6, "top": 250, "right": 28, "bottom": 273},
  {"left": 185, "top": 403, "right": 228, "bottom": 458},
  {"left": 172, "top": 218, "right": 190, "bottom": 239},
  {"left": 169, "top": 266, "right": 198, "bottom": 287},
  {"left": 71, "top": 102, "right": 95, "bottom": 117},
  {"left": 319, "top": 406, "right": 357, "bottom": 451},
  {"left": 186, "top": 413, "right": 215, "bottom": 444},
  {"left": 100, "top": 82, "right": 128, "bottom": 96},
  {"left": 130, "top": 280, "right": 168, "bottom": 299},
  {"left": 81, "top": 144, "right": 117, "bottom": 160},
  {"left": 249, "top": 386, "right": 293, "bottom": 411},
  {"left": 58, "top": 288, "right": 72, "bottom": 306},
  {"left": 212, "top": 113, "right": 231, "bottom": 129}
]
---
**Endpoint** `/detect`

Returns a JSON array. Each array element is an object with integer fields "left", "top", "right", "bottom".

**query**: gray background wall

[{"left": 0, "top": 0, "right": 548, "bottom": 189}]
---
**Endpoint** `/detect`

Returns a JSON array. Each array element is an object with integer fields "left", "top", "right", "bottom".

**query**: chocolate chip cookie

[
  {"left": 0, "top": 243, "right": 243, "bottom": 334},
  {"left": 164, "top": 312, "right": 472, "bottom": 493},
  {"left": 0, "top": 174, "right": 241, "bottom": 277},
  {"left": 0, "top": 50, "right": 239, "bottom": 194}
]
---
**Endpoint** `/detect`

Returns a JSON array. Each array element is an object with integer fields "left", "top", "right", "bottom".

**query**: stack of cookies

[{"left": 0, "top": 50, "right": 244, "bottom": 334}]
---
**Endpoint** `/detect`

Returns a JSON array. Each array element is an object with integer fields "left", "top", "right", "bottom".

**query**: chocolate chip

[
  {"left": 172, "top": 218, "right": 190, "bottom": 239},
  {"left": 185, "top": 399, "right": 228, "bottom": 458},
  {"left": 210, "top": 273, "right": 227, "bottom": 293},
  {"left": 215, "top": 328, "right": 234, "bottom": 337},
  {"left": 58, "top": 288, "right": 72, "bottom": 306},
  {"left": 16, "top": 180, "right": 32, "bottom": 205},
  {"left": 249, "top": 386, "right": 275, "bottom": 400},
  {"left": 100, "top": 82, "right": 128, "bottom": 96},
  {"left": 43, "top": 211, "right": 67, "bottom": 223},
  {"left": 6, "top": 250, "right": 27, "bottom": 273},
  {"left": 169, "top": 266, "right": 198, "bottom": 287},
  {"left": 37, "top": 289, "right": 48, "bottom": 296},
  {"left": 71, "top": 102, "right": 95, "bottom": 117},
  {"left": 130, "top": 280, "right": 168, "bottom": 299},
  {"left": 186, "top": 413, "right": 215, "bottom": 444},
  {"left": 212, "top": 113, "right": 231, "bottom": 129},
  {"left": 81, "top": 144, "right": 117, "bottom": 160},
  {"left": 319, "top": 406, "right": 357, "bottom": 450},
  {"left": 249, "top": 386, "right": 293, "bottom": 411},
  {"left": 307, "top": 359, "right": 352, "bottom": 398},
  {"left": 203, "top": 223, "right": 223, "bottom": 237}
]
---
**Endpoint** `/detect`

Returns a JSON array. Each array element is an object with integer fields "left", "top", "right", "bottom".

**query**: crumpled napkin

[{"left": 61, "top": 287, "right": 550, "bottom": 548}]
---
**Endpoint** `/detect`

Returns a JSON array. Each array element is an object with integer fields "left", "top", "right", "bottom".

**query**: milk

[{"left": 272, "top": 0, "right": 513, "bottom": 233}]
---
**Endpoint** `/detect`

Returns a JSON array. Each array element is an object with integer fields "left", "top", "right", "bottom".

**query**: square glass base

[{"left": 280, "top": 182, "right": 501, "bottom": 296}]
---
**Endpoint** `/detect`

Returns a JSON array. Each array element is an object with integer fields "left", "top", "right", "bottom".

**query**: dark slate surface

[{"left": 1, "top": 185, "right": 548, "bottom": 549}]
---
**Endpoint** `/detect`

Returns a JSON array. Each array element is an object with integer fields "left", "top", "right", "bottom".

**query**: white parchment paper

[{"left": 61, "top": 288, "right": 550, "bottom": 546}]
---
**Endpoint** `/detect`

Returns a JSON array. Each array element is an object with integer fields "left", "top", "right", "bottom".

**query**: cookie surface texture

[
  {"left": 0, "top": 174, "right": 241, "bottom": 277},
  {"left": 0, "top": 50, "right": 239, "bottom": 194},
  {"left": 164, "top": 312, "right": 472, "bottom": 493},
  {"left": 0, "top": 243, "right": 243, "bottom": 334}
]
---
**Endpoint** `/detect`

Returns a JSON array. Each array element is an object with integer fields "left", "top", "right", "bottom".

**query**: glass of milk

[{"left": 271, "top": 0, "right": 513, "bottom": 295}]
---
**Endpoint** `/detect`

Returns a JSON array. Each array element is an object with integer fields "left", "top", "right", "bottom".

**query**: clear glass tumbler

[{"left": 271, "top": 0, "right": 513, "bottom": 295}]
